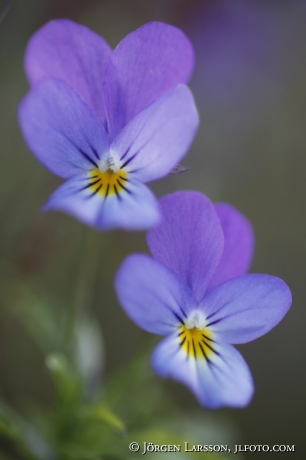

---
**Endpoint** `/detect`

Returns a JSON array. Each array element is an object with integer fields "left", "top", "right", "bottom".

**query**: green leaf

[
  {"left": 5, "top": 282, "right": 67, "bottom": 353},
  {"left": 92, "top": 405, "right": 126, "bottom": 436},
  {"left": 0, "top": 402, "right": 55, "bottom": 460},
  {"left": 46, "top": 353, "right": 82, "bottom": 409}
]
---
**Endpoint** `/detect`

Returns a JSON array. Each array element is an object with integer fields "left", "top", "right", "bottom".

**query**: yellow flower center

[
  {"left": 179, "top": 325, "right": 214, "bottom": 360},
  {"left": 87, "top": 169, "right": 128, "bottom": 197}
]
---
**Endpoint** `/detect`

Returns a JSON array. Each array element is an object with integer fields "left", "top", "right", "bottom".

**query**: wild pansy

[
  {"left": 18, "top": 20, "right": 198, "bottom": 230},
  {"left": 115, "top": 191, "right": 292, "bottom": 408}
]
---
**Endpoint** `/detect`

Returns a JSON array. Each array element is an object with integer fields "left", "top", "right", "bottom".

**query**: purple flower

[
  {"left": 18, "top": 20, "right": 198, "bottom": 230},
  {"left": 115, "top": 191, "right": 292, "bottom": 408}
]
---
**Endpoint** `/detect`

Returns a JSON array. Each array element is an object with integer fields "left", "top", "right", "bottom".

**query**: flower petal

[
  {"left": 147, "top": 191, "right": 224, "bottom": 303},
  {"left": 115, "top": 254, "right": 195, "bottom": 334},
  {"left": 94, "top": 178, "right": 161, "bottom": 230},
  {"left": 112, "top": 85, "right": 199, "bottom": 182},
  {"left": 208, "top": 203, "right": 255, "bottom": 291},
  {"left": 24, "top": 19, "right": 111, "bottom": 124},
  {"left": 103, "top": 21, "right": 195, "bottom": 139},
  {"left": 201, "top": 274, "right": 292, "bottom": 344},
  {"left": 44, "top": 174, "right": 161, "bottom": 231},
  {"left": 152, "top": 334, "right": 253, "bottom": 409},
  {"left": 151, "top": 333, "right": 201, "bottom": 397},
  {"left": 18, "top": 78, "right": 109, "bottom": 179},
  {"left": 195, "top": 342, "right": 254, "bottom": 409}
]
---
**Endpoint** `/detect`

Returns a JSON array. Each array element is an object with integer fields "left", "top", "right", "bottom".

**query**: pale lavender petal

[
  {"left": 115, "top": 255, "right": 195, "bottom": 334},
  {"left": 18, "top": 78, "right": 109, "bottom": 179},
  {"left": 208, "top": 203, "right": 255, "bottom": 291},
  {"left": 112, "top": 85, "right": 199, "bottom": 182},
  {"left": 44, "top": 173, "right": 104, "bottom": 227},
  {"left": 152, "top": 334, "right": 253, "bottom": 409},
  {"left": 147, "top": 191, "right": 224, "bottom": 303},
  {"left": 94, "top": 178, "right": 160, "bottom": 230},
  {"left": 44, "top": 174, "right": 160, "bottom": 231},
  {"left": 201, "top": 274, "right": 292, "bottom": 344},
  {"left": 196, "top": 343, "right": 254, "bottom": 409},
  {"left": 25, "top": 19, "right": 111, "bottom": 124},
  {"left": 151, "top": 333, "right": 201, "bottom": 398},
  {"left": 103, "top": 21, "right": 195, "bottom": 139}
]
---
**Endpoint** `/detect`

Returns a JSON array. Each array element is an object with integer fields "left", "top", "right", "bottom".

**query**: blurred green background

[{"left": 0, "top": 0, "right": 305, "bottom": 458}]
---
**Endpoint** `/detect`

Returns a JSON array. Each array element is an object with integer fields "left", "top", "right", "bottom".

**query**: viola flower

[
  {"left": 115, "top": 191, "right": 292, "bottom": 408},
  {"left": 18, "top": 20, "right": 198, "bottom": 230}
]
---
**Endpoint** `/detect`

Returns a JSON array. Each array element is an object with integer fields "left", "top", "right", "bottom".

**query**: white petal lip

[
  {"left": 44, "top": 173, "right": 161, "bottom": 231},
  {"left": 195, "top": 341, "right": 254, "bottom": 409},
  {"left": 152, "top": 332, "right": 254, "bottom": 409}
]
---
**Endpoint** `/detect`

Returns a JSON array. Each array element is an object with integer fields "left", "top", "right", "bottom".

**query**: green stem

[{"left": 68, "top": 228, "right": 101, "bottom": 348}]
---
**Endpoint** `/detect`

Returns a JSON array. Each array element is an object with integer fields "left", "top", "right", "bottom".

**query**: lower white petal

[
  {"left": 151, "top": 332, "right": 253, "bottom": 409},
  {"left": 196, "top": 342, "right": 254, "bottom": 409},
  {"left": 44, "top": 172, "right": 160, "bottom": 230}
]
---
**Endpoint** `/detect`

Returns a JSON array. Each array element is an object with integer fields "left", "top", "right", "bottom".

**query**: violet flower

[
  {"left": 115, "top": 191, "right": 292, "bottom": 408},
  {"left": 18, "top": 20, "right": 198, "bottom": 230}
]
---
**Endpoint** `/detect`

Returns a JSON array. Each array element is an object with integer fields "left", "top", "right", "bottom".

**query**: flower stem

[{"left": 68, "top": 228, "right": 101, "bottom": 349}]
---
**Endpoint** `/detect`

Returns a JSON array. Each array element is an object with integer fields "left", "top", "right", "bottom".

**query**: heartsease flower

[
  {"left": 18, "top": 20, "right": 198, "bottom": 230},
  {"left": 115, "top": 191, "right": 292, "bottom": 408}
]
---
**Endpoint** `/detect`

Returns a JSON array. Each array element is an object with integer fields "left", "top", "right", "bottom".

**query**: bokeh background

[{"left": 0, "top": 0, "right": 305, "bottom": 458}]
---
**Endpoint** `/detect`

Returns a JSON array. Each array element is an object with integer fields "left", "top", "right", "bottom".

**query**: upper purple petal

[
  {"left": 146, "top": 191, "right": 224, "bottom": 303},
  {"left": 112, "top": 85, "right": 199, "bottom": 182},
  {"left": 208, "top": 203, "right": 255, "bottom": 291},
  {"left": 18, "top": 78, "right": 109, "bottom": 178},
  {"left": 115, "top": 254, "right": 195, "bottom": 334},
  {"left": 25, "top": 19, "right": 112, "bottom": 125},
  {"left": 200, "top": 274, "right": 292, "bottom": 344},
  {"left": 103, "top": 21, "right": 195, "bottom": 139}
]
